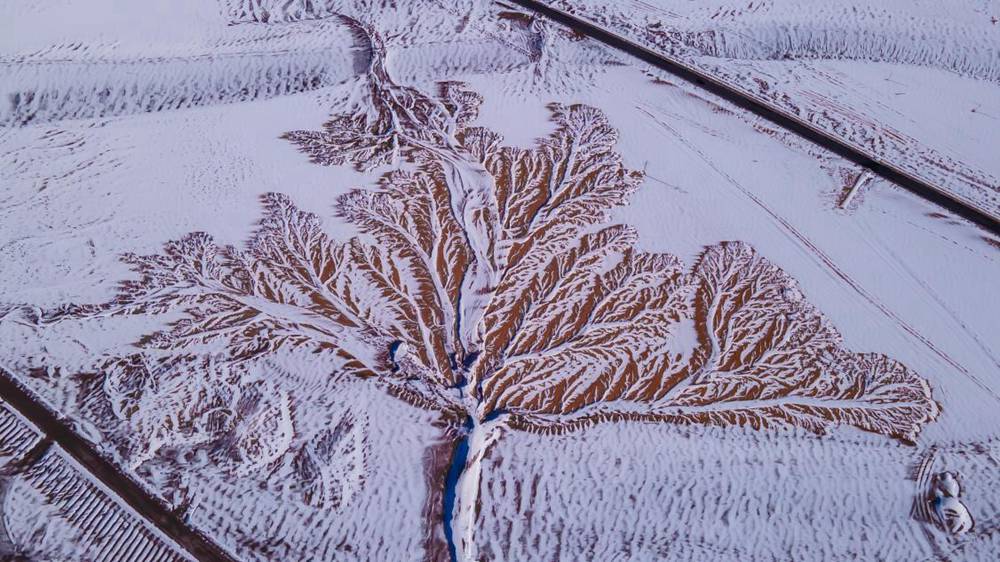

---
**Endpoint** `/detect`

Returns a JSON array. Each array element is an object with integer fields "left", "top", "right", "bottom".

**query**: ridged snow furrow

[
  {"left": 0, "top": 18, "right": 365, "bottom": 127},
  {"left": 0, "top": 402, "right": 41, "bottom": 462},
  {"left": 1, "top": 53, "right": 359, "bottom": 127},
  {"left": 674, "top": 24, "right": 1000, "bottom": 84},
  {"left": 477, "top": 424, "right": 930, "bottom": 561},
  {"left": 3, "top": 17, "right": 362, "bottom": 63},
  {"left": 0, "top": 448, "right": 188, "bottom": 562},
  {"left": 15, "top": 449, "right": 190, "bottom": 562},
  {"left": 549, "top": 0, "right": 1000, "bottom": 83},
  {"left": 180, "top": 382, "right": 442, "bottom": 562}
]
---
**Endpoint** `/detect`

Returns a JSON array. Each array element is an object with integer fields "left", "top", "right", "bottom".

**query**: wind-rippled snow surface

[
  {"left": 0, "top": 402, "right": 191, "bottom": 561},
  {"left": 543, "top": 0, "right": 1000, "bottom": 218},
  {"left": 0, "top": 6, "right": 365, "bottom": 126},
  {"left": 1, "top": 1, "right": 999, "bottom": 561}
]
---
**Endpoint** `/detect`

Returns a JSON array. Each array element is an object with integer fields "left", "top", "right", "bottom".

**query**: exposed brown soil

[
  {"left": 37, "top": 38, "right": 938, "bottom": 457},
  {"left": 420, "top": 419, "right": 464, "bottom": 562}
]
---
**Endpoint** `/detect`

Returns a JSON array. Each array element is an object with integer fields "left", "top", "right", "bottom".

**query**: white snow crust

[{"left": 1, "top": 1, "right": 998, "bottom": 561}]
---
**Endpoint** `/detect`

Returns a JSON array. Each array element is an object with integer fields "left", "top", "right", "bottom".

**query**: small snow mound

[{"left": 931, "top": 471, "right": 974, "bottom": 535}]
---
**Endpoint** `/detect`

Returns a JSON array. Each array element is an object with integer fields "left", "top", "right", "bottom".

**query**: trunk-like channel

[
  {"left": 441, "top": 415, "right": 507, "bottom": 562},
  {"left": 442, "top": 417, "right": 473, "bottom": 562}
]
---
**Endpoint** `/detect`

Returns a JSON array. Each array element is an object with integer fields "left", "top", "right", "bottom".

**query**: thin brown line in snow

[
  {"left": 0, "top": 367, "right": 238, "bottom": 562},
  {"left": 504, "top": 0, "right": 1000, "bottom": 235}
]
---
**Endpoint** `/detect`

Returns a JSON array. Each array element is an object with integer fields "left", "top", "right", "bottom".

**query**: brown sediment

[
  {"left": 33, "top": 37, "right": 940, "bottom": 520},
  {"left": 44, "top": 93, "right": 936, "bottom": 442},
  {"left": 475, "top": 238, "right": 937, "bottom": 443},
  {"left": 281, "top": 27, "right": 483, "bottom": 174}
]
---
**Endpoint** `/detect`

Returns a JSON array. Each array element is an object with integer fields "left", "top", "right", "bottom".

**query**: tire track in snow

[
  {"left": 504, "top": 0, "right": 1000, "bottom": 234},
  {"left": 851, "top": 213, "right": 1000, "bottom": 373}
]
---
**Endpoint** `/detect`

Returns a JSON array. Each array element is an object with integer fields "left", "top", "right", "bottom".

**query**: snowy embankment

[
  {"left": 1, "top": 16, "right": 366, "bottom": 126},
  {"left": 651, "top": 3, "right": 1000, "bottom": 83}
]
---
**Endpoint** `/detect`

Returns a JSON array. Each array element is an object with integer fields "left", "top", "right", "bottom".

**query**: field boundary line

[{"left": 506, "top": 0, "right": 1000, "bottom": 235}]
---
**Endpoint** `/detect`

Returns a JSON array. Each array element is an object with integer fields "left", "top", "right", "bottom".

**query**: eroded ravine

[
  {"left": 441, "top": 412, "right": 507, "bottom": 562},
  {"left": 11, "top": 21, "right": 946, "bottom": 562}
]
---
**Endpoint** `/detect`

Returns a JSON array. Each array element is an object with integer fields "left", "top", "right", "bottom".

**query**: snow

[
  {"left": 540, "top": 0, "right": 1000, "bottom": 218},
  {"left": 1, "top": 0, "right": 999, "bottom": 560},
  {"left": 0, "top": 401, "right": 191, "bottom": 560}
]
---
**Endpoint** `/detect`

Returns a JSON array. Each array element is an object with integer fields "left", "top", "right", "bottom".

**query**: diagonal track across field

[
  {"left": 0, "top": 367, "right": 238, "bottom": 562},
  {"left": 505, "top": 0, "right": 1000, "bottom": 235}
]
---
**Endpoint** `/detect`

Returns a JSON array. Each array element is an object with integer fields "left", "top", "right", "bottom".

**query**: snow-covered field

[
  {"left": 1, "top": 1, "right": 998, "bottom": 560},
  {"left": 0, "top": 401, "right": 190, "bottom": 561},
  {"left": 539, "top": 0, "right": 1000, "bottom": 220}
]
